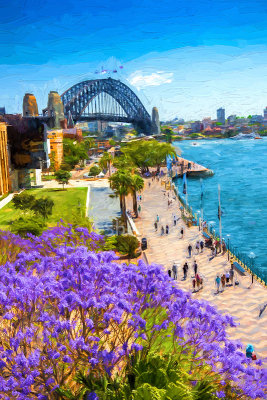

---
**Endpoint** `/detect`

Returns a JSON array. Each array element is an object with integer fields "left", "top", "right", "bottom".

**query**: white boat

[{"left": 230, "top": 132, "right": 258, "bottom": 140}]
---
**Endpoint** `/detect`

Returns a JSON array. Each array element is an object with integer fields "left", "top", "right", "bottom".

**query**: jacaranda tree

[{"left": 0, "top": 226, "right": 265, "bottom": 400}]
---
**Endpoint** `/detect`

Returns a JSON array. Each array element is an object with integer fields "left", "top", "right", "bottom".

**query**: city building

[
  {"left": 264, "top": 107, "right": 267, "bottom": 121},
  {"left": 0, "top": 107, "right": 6, "bottom": 115},
  {"left": 190, "top": 121, "right": 203, "bottom": 132},
  {"left": 47, "top": 129, "right": 64, "bottom": 170},
  {"left": 227, "top": 115, "right": 237, "bottom": 125},
  {"left": 88, "top": 120, "right": 107, "bottom": 133},
  {"left": 202, "top": 117, "right": 212, "bottom": 130},
  {"left": 63, "top": 128, "right": 83, "bottom": 142},
  {"left": 251, "top": 115, "right": 263, "bottom": 123},
  {"left": 217, "top": 108, "right": 225, "bottom": 124},
  {"left": 0, "top": 122, "right": 10, "bottom": 195}
]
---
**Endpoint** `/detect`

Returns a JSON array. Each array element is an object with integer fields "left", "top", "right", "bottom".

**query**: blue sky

[{"left": 1, "top": 0, "right": 267, "bottom": 120}]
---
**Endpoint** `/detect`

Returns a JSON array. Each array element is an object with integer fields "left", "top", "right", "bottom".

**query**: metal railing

[{"left": 171, "top": 181, "right": 267, "bottom": 287}]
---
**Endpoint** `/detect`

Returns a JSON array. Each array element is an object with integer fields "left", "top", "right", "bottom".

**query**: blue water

[{"left": 173, "top": 138, "right": 267, "bottom": 277}]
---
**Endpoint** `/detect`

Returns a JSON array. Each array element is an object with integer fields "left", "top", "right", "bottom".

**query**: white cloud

[{"left": 128, "top": 71, "right": 173, "bottom": 89}]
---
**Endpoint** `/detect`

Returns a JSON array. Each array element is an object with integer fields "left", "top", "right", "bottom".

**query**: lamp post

[
  {"left": 209, "top": 221, "right": 215, "bottom": 237},
  {"left": 248, "top": 252, "right": 256, "bottom": 285},
  {"left": 226, "top": 234, "right": 231, "bottom": 261},
  {"left": 197, "top": 210, "right": 201, "bottom": 231}
]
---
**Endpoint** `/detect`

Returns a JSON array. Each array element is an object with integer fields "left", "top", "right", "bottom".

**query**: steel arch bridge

[{"left": 61, "top": 78, "right": 152, "bottom": 133}]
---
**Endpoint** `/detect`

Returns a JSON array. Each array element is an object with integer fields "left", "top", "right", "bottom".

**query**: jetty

[{"left": 172, "top": 156, "right": 214, "bottom": 177}]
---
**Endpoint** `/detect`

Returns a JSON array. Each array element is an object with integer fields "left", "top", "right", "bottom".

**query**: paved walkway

[{"left": 129, "top": 178, "right": 267, "bottom": 359}]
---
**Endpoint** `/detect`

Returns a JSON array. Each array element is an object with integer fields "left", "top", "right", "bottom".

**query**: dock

[{"left": 171, "top": 156, "right": 214, "bottom": 178}]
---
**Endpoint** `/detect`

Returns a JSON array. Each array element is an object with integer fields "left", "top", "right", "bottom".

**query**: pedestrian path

[{"left": 128, "top": 178, "right": 267, "bottom": 359}]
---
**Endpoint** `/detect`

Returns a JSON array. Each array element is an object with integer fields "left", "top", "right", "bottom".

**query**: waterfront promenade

[{"left": 130, "top": 178, "right": 267, "bottom": 359}]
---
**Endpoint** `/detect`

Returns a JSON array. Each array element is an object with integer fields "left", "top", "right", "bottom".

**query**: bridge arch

[{"left": 61, "top": 78, "right": 152, "bottom": 133}]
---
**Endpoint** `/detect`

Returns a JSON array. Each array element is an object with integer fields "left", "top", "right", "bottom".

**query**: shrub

[
  {"left": 11, "top": 216, "right": 45, "bottom": 237},
  {"left": 90, "top": 165, "right": 101, "bottom": 176}
]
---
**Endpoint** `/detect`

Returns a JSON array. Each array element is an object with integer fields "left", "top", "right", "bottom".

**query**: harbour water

[{"left": 173, "top": 138, "right": 267, "bottom": 279}]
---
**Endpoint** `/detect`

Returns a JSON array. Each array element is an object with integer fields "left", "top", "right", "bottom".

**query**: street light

[
  {"left": 226, "top": 234, "right": 231, "bottom": 260},
  {"left": 248, "top": 251, "right": 256, "bottom": 285},
  {"left": 197, "top": 210, "right": 201, "bottom": 230}
]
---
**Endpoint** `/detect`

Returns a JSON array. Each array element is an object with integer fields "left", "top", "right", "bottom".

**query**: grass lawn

[{"left": 0, "top": 187, "right": 88, "bottom": 231}]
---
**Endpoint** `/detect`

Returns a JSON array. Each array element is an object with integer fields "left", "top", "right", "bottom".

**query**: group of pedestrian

[
  {"left": 192, "top": 273, "right": 203, "bottom": 292},
  {"left": 215, "top": 265, "right": 235, "bottom": 293},
  {"left": 187, "top": 240, "right": 204, "bottom": 258}
]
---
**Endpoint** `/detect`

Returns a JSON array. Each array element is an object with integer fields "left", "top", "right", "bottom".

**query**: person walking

[
  {"left": 156, "top": 214, "right": 160, "bottom": 223},
  {"left": 161, "top": 226, "right": 164, "bottom": 235},
  {"left": 221, "top": 274, "right": 226, "bottom": 291},
  {"left": 200, "top": 240, "right": 204, "bottom": 253},
  {"left": 168, "top": 269, "right": 172, "bottom": 278},
  {"left": 172, "top": 263, "right": 178, "bottom": 280},
  {"left": 180, "top": 227, "right": 184, "bottom": 239},
  {"left": 166, "top": 225, "right": 169, "bottom": 234},
  {"left": 215, "top": 275, "right": 221, "bottom": 293},
  {"left": 188, "top": 244, "right": 193, "bottom": 258},
  {"left": 192, "top": 278, "right": 196, "bottom": 292},
  {"left": 183, "top": 262, "right": 189, "bottom": 280},
  {"left": 225, "top": 271, "right": 230, "bottom": 285},
  {"left": 193, "top": 260, "right": 198, "bottom": 275},
  {"left": 195, "top": 241, "right": 200, "bottom": 254},
  {"left": 154, "top": 221, "right": 158, "bottom": 231},
  {"left": 173, "top": 215, "right": 177, "bottom": 226},
  {"left": 138, "top": 204, "right": 141, "bottom": 214}
]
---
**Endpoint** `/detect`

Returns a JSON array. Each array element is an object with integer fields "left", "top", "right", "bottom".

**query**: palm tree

[
  {"left": 99, "top": 152, "right": 113, "bottom": 176},
  {"left": 109, "top": 170, "right": 132, "bottom": 222},
  {"left": 130, "top": 174, "right": 144, "bottom": 216}
]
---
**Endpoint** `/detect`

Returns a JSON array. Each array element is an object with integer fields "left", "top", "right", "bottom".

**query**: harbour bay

[{"left": 173, "top": 138, "right": 267, "bottom": 279}]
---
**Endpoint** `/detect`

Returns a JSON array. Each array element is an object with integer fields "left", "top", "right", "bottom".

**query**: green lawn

[{"left": 0, "top": 187, "right": 88, "bottom": 231}]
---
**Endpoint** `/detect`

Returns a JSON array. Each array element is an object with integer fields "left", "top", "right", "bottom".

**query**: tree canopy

[{"left": 121, "top": 140, "right": 178, "bottom": 173}]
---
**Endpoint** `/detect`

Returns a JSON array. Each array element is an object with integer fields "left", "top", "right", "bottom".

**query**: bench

[
  {"left": 202, "top": 231, "right": 210, "bottom": 239},
  {"left": 233, "top": 261, "right": 246, "bottom": 276}
]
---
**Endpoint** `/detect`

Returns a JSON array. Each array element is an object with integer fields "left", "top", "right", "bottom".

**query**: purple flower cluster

[{"left": 0, "top": 225, "right": 266, "bottom": 399}]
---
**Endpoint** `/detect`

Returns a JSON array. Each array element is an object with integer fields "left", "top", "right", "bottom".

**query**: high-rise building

[
  {"left": 0, "top": 107, "right": 6, "bottom": 115},
  {"left": 0, "top": 122, "right": 10, "bottom": 195},
  {"left": 217, "top": 108, "right": 225, "bottom": 124},
  {"left": 263, "top": 107, "right": 267, "bottom": 120}
]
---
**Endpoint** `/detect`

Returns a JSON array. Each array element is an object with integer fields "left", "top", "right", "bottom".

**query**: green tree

[
  {"left": 63, "top": 138, "right": 88, "bottom": 169},
  {"left": 130, "top": 174, "right": 144, "bottom": 216},
  {"left": 54, "top": 170, "right": 71, "bottom": 190},
  {"left": 163, "top": 128, "right": 174, "bottom": 143},
  {"left": 109, "top": 139, "right": 116, "bottom": 146},
  {"left": 89, "top": 165, "right": 101, "bottom": 176},
  {"left": 32, "top": 197, "right": 54, "bottom": 220},
  {"left": 109, "top": 170, "right": 132, "bottom": 221},
  {"left": 12, "top": 193, "right": 36, "bottom": 212},
  {"left": 49, "top": 151, "right": 56, "bottom": 173},
  {"left": 116, "top": 234, "right": 140, "bottom": 260}
]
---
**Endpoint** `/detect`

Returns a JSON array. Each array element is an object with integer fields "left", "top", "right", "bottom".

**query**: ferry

[{"left": 230, "top": 132, "right": 261, "bottom": 140}]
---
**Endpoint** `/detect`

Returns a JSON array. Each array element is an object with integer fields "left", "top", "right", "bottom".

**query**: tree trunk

[
  {"left": 132, "top": 190, "right": 138, "bottom": 216},
  {"left": 121, "top": 195, "right": 127, "bottom": 228},
  {"left": 119, "top": 195, "right": 123, "bottom": 212}
]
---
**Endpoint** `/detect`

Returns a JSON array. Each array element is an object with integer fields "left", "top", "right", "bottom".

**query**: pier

[{"left": 171, "top": 156, "right": 214, "bottom": 177}]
